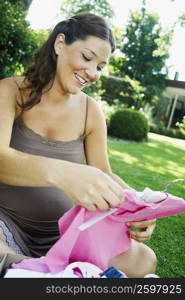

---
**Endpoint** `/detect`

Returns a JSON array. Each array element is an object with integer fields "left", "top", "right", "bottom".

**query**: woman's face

[{"left": 54, "top": 35, "right": 111, "bottom": 95}]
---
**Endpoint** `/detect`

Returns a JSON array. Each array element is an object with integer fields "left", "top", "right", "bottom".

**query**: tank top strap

[
  {"left": 12, "top": 78, "right": 24, "bottom": 110},
  {"left": 82, "top": 95, "right": 89, "bottom": 136}
]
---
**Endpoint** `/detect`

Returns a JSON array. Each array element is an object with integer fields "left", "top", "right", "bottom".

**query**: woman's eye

[
  {"left": 97, "top": 66, "right": 103, "bottom": 71},
  {"left": 82, "top": 54, "right": 103, "bottom": 72},
  {"left": 82, "top": 54, "right": 91, "bottom": 61}
]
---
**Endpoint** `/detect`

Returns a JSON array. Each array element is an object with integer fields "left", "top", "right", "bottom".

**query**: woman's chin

[{"left": 69, "top": 86, "right": 84, "bottom": 94}]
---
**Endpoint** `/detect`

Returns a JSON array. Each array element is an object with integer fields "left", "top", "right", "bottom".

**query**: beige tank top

[{"left": 0, "top": 89, "right": 88, "bottom": 257}]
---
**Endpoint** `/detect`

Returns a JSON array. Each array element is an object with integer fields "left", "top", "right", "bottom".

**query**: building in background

[{"left": 163, "top": 73, "right": 185, "bottom": 128}]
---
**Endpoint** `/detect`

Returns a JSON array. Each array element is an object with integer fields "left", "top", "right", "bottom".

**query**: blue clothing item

[{"left": 100, "top": 266, "right": 127, "bottom": 278}]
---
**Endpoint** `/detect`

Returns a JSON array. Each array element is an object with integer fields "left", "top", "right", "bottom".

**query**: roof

[
  {"left": 164, "top": 80, "right": 185, "bottom": 100},
  {"left": 166, "top": 79, "right": 185, "bottom": 89}
]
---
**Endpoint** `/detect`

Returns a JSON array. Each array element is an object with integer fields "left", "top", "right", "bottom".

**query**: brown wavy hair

[{"left": 19, "top": 13, "right": 115, "bottom": 111}]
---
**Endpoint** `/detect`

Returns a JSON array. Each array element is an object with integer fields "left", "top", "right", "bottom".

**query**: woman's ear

[{"left": 54, "top": 33, "right": 65, "bottom": 55}]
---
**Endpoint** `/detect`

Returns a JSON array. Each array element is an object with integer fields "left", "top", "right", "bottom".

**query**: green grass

[{"left": 108, "top": 133, "right": 185, "bottom": 278}]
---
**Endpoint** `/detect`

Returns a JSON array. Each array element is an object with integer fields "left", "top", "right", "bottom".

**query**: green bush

[
  {"left": 108, "top": 108, "right": 149, "bottom": 142},
  {"left": 177, "top": 116, "right": 185, "bottom": 136}
]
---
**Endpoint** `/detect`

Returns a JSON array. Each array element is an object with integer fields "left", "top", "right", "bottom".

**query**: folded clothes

[{"left": 11, "top": 188, "right": 185, "bottom": 274}]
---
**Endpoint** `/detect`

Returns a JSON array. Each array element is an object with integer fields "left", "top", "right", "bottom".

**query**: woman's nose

[{"left": 85, "top": 67, "right": 99, "bottom": 83}]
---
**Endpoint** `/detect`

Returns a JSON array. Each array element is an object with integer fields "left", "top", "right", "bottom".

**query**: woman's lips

[{"left": 75, "top": 74, "right": 87, "bottom": 86}]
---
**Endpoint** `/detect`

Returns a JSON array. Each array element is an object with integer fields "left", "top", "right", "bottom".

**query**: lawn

[{"left": 108, "top": 132, "right": 185, "bottom": 278}]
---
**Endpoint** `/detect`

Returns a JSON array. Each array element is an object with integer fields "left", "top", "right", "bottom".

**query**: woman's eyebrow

[{"left": 84, "top": 47, "right": 107, "bottom": 65}]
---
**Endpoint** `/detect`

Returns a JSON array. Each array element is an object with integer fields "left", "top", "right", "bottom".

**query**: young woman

[{"left": 0, "top": 13, "right": 156, "bottom": 277}]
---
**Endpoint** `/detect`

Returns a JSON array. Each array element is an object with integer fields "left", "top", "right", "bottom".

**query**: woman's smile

[{"left": 74, "top": 73, "right": 88, "bottom": 86}]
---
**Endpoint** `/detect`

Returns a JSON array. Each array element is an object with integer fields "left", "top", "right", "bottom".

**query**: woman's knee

[
  {"left": 138, "top": 242, "right": 157, "bottom": 275},
  {"left": 108, "top": 240, "right": 157, "bottom": 278}
]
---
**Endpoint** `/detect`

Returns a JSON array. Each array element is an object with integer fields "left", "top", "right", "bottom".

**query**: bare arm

[
  {"left": 84, "top": 99, "right": 156, "bottom": 240},
  {"left": 84, "top": 98, "right": 129, "bottom": 189},
  {"left": 0, "top": 79, "right": 125, "bottom": 211}
]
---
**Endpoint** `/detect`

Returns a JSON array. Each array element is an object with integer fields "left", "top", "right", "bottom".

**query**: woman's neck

[{"left": 42, "top": 81, "right": 72, "bottom": 105}]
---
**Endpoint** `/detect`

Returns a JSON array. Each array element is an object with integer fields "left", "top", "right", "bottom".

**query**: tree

[
  {"left": 101, "top": 74, "right": 145, "bottom": 107},
  {"left": 13, "top": 0, "right": 33, "bottom": 10},
  {"left": 179, "top": 13, "right": 185, "bottom": 27},
  {"left": 22, "top": 0, "right": 33, "bottom": 10},
  {"left": 60, "top": 0, "right": 114, "bottom": 19},
  {"left": 115, "top": 3, "right": 173, "bottom": 107},
  {"left": 0, "top": 0, "right": 37, "bottom": 79}
]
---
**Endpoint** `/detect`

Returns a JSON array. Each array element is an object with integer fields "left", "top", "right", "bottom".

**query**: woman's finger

[
  {"left": 102, "top": 188, "right": 124, "bottom": 207},
  {"left": 127, "top": 219, "right": 156, "bottom": 229},
  {"left": 93, "top": 196, "right": 110, "bottom": 210},
  {"left": 105, "top": 173, "right": 125, "bottom": 200},
  {"left": 130, "top": 231, "right": 151, "bottom": 242}
]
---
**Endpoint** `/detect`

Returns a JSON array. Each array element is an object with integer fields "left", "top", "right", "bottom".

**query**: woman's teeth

[{"left": 75, "top": 74, "right": 87, "bottom": 85}]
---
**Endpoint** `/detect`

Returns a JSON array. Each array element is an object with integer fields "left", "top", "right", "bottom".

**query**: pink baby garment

[{"left": 12, "top": 188, "right": 185, "bottom": 273}]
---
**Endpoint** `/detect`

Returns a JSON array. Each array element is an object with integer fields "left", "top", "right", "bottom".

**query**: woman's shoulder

[
  {"left": 0, "top": 77, "right": 26, "bottom": 116},
  {"left": 85, "top": 93, "right": 104, "bottom": 116},
  {"left": 0, "top": 76, "right": 25, "bottom": 90},
  {"left": 81, "top": 91, "right": 101, "bottom": 109}
]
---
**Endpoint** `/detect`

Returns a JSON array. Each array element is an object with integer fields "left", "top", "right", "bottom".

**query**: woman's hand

[
  {"left": 53, "top": 161, "right": 125, "bottom": 211},
  {"left": 108, "top": 172, "right": 130, "bottom": 189},
  {"left": 127, "top": 219, "right": 156, "bottom": 242}
]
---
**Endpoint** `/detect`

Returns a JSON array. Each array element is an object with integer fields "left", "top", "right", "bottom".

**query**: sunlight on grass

[
  {"left": 142, "top": 155, "right": 185, "bottom": 176},
  {"left": 109, "top": 150, "right": 138, "bottom": 164},
  {"left": 108, "top": 133, "right": 185, "bottom": 278},
  {"left": 145, "top": 142, "right": 159, "bottom": 148},
  {"left": 109, "top": 140, "right": 185, "bottom": 181}
]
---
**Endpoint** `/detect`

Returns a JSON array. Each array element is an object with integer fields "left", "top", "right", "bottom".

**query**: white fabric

[
  {"left": 136, "top": 187, "right": 166, "bottom": 203},
  {"left": 4, "top": 261, "right": 104, "bottom": 278}
]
